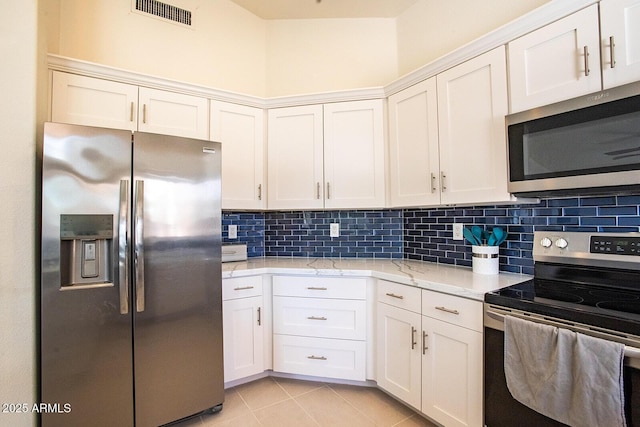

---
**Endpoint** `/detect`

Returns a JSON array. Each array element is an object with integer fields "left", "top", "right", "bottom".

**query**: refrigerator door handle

[
  {"left": 118, "top": 180, "right": 130, "bottom": 314},
  {"left": 134, "top": 180, "right": 145, "bottom": 312}
]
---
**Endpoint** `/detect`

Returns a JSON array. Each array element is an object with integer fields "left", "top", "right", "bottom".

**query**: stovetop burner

[{"left": 485, "top": 231, "right": 640, "bottom": 338}]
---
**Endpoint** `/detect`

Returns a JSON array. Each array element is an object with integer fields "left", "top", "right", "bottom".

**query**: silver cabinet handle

[
  {"left": 307, "top": 355, "right": 327, "bottom": 360},
  {"left": 258, "top": 184, "right": 262, "bottom": 201},
  {"left": 134, "top": 180, "right": 145, "bottom": 312},
  {"left": 130, "top": 102, "right": 135, "bottom": 122},
  {"left": 316, "top": 182, "right": 321, "bottom": 200},
  {"left": 411, "top": 326, "right": 417, "bottom": 350},
  {"left": 431, "top": 173, "right": 437, "bottom": 193},
  {"left": 257, "top": 307, "right": 262, "bottom": 326},
  {"left": 326, "top": 182, "right": 331, "bottom": 199},
  {"left": 423, "top": 330, "right": 428, "bottom": 355},
  {"left": 307, "top": 286, "right": 328, "bottom": 290},
  {"left": 233, "top": 286, "right": 254, "bottom": 291},
  {"left": 610, "top": 36, "right": 616, "bottom": 68},
  {"left": 142, "top": 104, "right": 147, "bottom": 124},
  {"left": 307, "top": 316, "right": 327, "bottom": 321},
  {"left": 435, "top": 306, "right": 460, "bottom": 315},
  {"left": 385, "top": 292, "right": 404, "bottom": 300},
  {"left": 441, "top": 171, "right": 447, "bottom": 192},
  {"left": 118, "top": 180, "right": 130, "bottom": 314},
  {"left": 584, "top": 45, "right": 590, "bottom": 77}
]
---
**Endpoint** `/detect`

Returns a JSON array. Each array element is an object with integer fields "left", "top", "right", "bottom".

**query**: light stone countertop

[{"left": 221, "top": 257, "right": 531, "bottom": 301}]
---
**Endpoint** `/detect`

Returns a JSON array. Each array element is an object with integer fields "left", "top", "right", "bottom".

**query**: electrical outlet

[
  {"left": 330, "top": 223, "right": 340, "bottom": 238},
  {"left": 228, "top": 224, "right": 238, "bottom": 239},
  {"left": 453, "top": 223, "right": 463, "bottom": 240}
]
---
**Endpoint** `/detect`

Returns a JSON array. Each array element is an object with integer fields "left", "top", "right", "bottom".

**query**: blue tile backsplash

[{"left": 223, "top": 193, "right": 640, "bottom": 274}]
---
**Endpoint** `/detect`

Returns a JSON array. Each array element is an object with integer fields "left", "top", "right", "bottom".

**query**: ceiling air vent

[{"left": 135, "top": 0, "right": 192, "bottom": 26}]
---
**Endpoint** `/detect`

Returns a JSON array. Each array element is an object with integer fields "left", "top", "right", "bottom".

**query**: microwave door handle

[
  {"left": 118, "top": 180, "right": 130, "bottom": 315},
  {"left": 134, "top": 180, "right": 145, "bottom": 312}
]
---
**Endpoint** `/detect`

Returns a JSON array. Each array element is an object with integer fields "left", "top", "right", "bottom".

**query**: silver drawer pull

[
  {"left": 307, "top": 355, "right": 327, "bottom": 360},
  {"left": 307, "top": 287, "right": 328, "bottom": 290},
  {"left": 307, "top": 316, "right": 327, "bottom": 321},
  {"left": 234, "top": 286, "right": 255, "bottom": 291},
  {"left": 411, "top": 326, "right": 417, "bottom": 349},
  {"left": 435, "top": 306, "right": 460, "bottom": 315},
  {"left": 385, "top": 292, "right": 404, "bottom": 300}
]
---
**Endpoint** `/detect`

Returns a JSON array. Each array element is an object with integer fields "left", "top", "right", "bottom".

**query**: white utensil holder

[{"left": 472, "top": 245, "right": 499, "bottom": 275}]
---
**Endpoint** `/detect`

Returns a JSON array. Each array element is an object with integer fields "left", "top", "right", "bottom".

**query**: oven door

[{"left": 484, "top": 305, "right": 640, "bottom": 427}]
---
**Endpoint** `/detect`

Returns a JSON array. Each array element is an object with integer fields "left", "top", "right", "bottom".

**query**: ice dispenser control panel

[{"left": 60, "top": 214, "right": 113, "bottom": 287}]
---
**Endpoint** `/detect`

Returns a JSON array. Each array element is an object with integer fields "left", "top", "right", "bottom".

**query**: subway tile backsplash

[{"left": 223, "top": 193, "right": 640, "bottom": 274}]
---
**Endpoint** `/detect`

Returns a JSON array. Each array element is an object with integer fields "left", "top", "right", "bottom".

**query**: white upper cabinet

[
  {"left": 508, "top": 5, "right": 601, "bottom": 113},
  {"left": 323, "top": 100, "right": 386, "bottom": 209},
  {"left": 436, "top": 46, "right": 511, "bottom": 206},
  {"left": 137, "top": 87, "right": 209, "bottom": 139},
  {"left": 211, "top": 101, "right": 265, "bottom": 210},
  {"left": 600, "top": 0, "right": 640, "bottom": 88},
  {"left": 267, "top": 100, "right": 385, "bottom": 210},
  {"left": 51, "top": 71, "right": 138, "bottom": 131},
  {"left": 51, "top": 71, "right": 209, "bottom": 140},
  {"left": 267, "top": 105, "right": 325, "bottom": 210},
  {"left": 509, "top": 1, "right": 640, "bottom": 113},
  {"left": 388, "top": 78, "right": 440, "bottom": 208}
]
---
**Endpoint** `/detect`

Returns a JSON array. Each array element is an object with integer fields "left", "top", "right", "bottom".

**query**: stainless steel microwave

[{"left": 507, "top": 80, "right": 640, "bottom": 196}]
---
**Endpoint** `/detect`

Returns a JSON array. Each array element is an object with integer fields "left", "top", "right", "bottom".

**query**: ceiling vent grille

[{"left": 135, "top": 0, "right": 192, "bottom": 26}]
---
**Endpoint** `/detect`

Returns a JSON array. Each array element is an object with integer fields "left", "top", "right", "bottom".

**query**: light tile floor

[{"left": 171, "top": 377, "right": 438, "bottom": 427}]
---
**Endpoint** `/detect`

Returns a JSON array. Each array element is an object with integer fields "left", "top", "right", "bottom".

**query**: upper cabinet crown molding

[
  {"left": 48, "top": 54, "right": 266, "bottom": 109},
  {"left": 47, "top": 0, "right": 599, "bottom": 109}
]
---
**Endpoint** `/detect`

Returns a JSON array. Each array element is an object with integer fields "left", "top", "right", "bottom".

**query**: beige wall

[
  {"left": 0, "top": 0, "right": 38, "bottom": 426},
  {"left": 56, "top": 0, "right": 268, "bottom": 96},
  {"left": 50, "top": 0, "right": 550, "bottom": 97},
  {"left": 396, "top": 0, "right": 550, "bottom": 76},
  {"left": 265, "top": 18, "right": 397, "bottom": 97}
]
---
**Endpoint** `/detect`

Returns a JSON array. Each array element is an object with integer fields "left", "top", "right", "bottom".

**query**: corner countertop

[{"left": 221, "top": 257, "right": 531, "bottom": 301}]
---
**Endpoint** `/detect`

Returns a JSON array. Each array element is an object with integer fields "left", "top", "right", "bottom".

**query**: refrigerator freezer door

[
  {"left": 131, "top": 133, "right": 223, "bottom": 427},
  {"left": 41, "top": 123, "right": 134, "bottom": 427}
]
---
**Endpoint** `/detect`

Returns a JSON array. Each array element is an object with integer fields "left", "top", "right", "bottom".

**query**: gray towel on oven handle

[{"left": 504, "top": 315, "right": 626, "bottom": 427}]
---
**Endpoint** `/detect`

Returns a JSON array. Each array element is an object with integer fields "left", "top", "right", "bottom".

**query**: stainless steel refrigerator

[{"left": 40, "top": 122, "right": 224, "bottom": 427}]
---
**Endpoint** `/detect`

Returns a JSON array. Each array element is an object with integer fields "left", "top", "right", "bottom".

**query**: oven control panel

[
  {"left": 534, "top": 231, "right": 640, "bottom": 270},
  {"left": 590, "top": 236, "right": 640, "bottom": 256}
]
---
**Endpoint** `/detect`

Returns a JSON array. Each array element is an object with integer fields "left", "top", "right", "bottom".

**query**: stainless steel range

[{"left": 484, "top": 231, "right": 640, "bottom": 427}]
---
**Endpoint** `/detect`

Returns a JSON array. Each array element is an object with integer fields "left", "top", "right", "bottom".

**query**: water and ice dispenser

[{"left": 59, "top": 214, "right": 114, "bottom": 288}]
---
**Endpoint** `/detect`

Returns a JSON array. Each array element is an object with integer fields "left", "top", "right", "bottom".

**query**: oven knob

[
  {"left": 555, "top": 238, "right": 568, "bottom": 249},
  {"left": 540, "top": 237, "right": 552, "bottom": 248}
]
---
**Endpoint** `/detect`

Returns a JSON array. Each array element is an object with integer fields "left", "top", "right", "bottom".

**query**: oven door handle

[{"left": 485, "top": 309, "right": 640, "bottom": 361}]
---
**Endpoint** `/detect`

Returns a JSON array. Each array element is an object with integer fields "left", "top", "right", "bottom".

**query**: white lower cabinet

[
  {"left": 376, "top": 301, "right": 422, "bottom": 409},
  {"left": 376, "top": 281, "right": 483, "bottom": 427},
  {"left": 272, "top": 276, "right": 367, "bottom": 381},
  {"left": 222, "top": 276, "right": 266, "bottom": 383}
]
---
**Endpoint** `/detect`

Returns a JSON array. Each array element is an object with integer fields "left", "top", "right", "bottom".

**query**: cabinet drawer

[
  {"left": 273, "top": 334, "right": 366, "bottom": 381},
  {"left": 272, "top": 276, "right": 366, "bottom": 299},
  {"left": 273, "top": 296, "right": 366, "bottom": 340},
  {"left": 421, "top": 290, "right": 482, "bottom": 332},
  {"left": 377, "top": 280, "right": 421, "bottom": 313},
  {"left": 222, "top": 276, "right": 263, "bottom": 300}
]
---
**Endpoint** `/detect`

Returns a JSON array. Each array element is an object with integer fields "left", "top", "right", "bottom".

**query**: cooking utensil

[
  {"left": 471, "top": 226, "right": 484, "bottom": 245},
  {"left": 463, "top": 228, "right": 481, "bottom": 245}
]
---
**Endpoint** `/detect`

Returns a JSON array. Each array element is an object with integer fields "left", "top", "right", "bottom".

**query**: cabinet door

[
  {"left": 323, "top": 100, "right": 386, "bottom": 209},
  {"left": 51, "top": 71, "right": 138, "bottom": 131},
  {"left": 267, "top": 105, "right": 324, "bottom": 210},
  {"left": 211, "top": 101, "right": 265, "bottom": 210},
  {"left": 422, "top": 316, "right": 482, "bottom": 427},
  {"left": 376, "top": 302, "right": 422, "bottom": 409},
  {"left": 601, "top": 0, "right": 640, "bottom": 88},
  {"left": 388, "top": 78, "right": 440, "bottom": 207},
  {"left": 436, "top": 46, "right": 511, "bottom": 205},
  {"left": 508, "top": 4, "right": 601, "bottom": 113},
  {"left": 138, "top": 87, "right": 209, "bottom": 139},
  {"left": 223, "top": 296, "right": 264, "bottom": 383}
]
